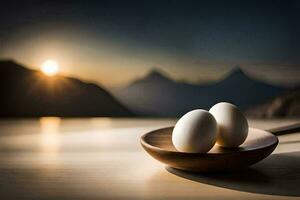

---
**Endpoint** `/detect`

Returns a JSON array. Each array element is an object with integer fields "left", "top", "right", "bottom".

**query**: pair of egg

[{"left": 172, "top": 102, "right": 249, "bottom": 153}]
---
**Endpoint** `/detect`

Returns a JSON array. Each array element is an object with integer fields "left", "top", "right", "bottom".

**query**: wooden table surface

[{"left": 0, "top": 118, "right": 299, "bottom": 200}]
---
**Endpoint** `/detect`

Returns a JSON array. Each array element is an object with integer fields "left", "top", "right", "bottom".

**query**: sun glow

[{"left": 41, "top": 59, "right": 59, "bottom": 76}]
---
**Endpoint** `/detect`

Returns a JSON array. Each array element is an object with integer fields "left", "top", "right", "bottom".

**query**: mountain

[
  {"left": 245, "top": 87, "right": 300, "bottom": 118},
  {"left": 208, "top": 67, "right": 287, "bottom": 108},
  {"left": 113, "top": 67, "right": 286, "bottom": 117},
  {"left": 0, "top": 60, "right": 133, "bottom": 117}
]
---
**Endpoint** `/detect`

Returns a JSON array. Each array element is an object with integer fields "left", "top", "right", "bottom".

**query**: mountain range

[
  {"left": 1, "top": 60, "right": 297, "bottom": 118},
  {"left": 113, "top": 67, "right": 287, "bottom": 117},
  {"left": 0, "top": 60, "right": 133, "bottom": 117},
  {"left": 245, "top": 87, "right": 300, "bottom": 118}
]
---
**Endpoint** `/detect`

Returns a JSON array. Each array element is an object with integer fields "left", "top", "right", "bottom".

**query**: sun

[{"left": 41, "top": 59, "right": 59, "bottom": 76}]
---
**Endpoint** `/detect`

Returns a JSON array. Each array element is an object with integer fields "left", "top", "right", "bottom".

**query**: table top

[{"left": 0, "top": 118, "right": 299, "bottom": 200}]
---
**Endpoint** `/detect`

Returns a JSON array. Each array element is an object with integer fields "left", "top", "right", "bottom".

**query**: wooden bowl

[{"left": 141, "top": 127, "right": 278, "bottom": 172}]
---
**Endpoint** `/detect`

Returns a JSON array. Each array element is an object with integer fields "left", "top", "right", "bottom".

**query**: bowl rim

[{"left": 140, "top": 126, "right": 279, "bottom": 155}]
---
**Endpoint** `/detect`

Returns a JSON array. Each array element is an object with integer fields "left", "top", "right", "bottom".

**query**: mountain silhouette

[
  {"left": 129, "top": 68, "right": 174, "bottom": 87},
  {"left": 113, "top": 67, "right": 286, "bottom": 117},
  {"left": 145, "top": 68, "right": 173, "bottom": 80},
  {"left": 0, "top": 60, "right": 133, "bottom": 117},
  {"left": 246, "top": 87, "right": 300, "bottom": 118}
]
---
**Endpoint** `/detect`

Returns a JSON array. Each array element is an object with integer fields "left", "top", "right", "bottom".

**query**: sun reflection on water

[{"left": 40, "top": 117, "right": 61, "bottom": 154}]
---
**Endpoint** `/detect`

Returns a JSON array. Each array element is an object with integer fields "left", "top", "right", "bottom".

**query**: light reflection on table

[{"left": 0, "top": 118, "right": 299, "bottom": 200}]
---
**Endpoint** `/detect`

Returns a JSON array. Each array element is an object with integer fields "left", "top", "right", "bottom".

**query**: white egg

[
  {"left": 209, "top": 102, "right": 248, "bottom": 148},
  {"left": 172, "top": 109, "right": 217, "bottom": 153}
]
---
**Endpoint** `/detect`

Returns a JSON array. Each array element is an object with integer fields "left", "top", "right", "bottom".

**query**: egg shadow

[{"left": 166, "top": 151, "right": 300, "bottom": 197}]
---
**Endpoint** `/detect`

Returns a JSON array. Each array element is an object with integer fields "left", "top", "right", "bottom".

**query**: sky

[{"left": 0, "top": 0, "right": 300, "bottom": 87}]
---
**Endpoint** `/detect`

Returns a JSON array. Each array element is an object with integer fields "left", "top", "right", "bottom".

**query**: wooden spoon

[{"left": 141, "top": 123, "right": 300, "bottom": 172}]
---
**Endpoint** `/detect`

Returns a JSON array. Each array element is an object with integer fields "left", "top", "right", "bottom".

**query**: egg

[
  {"left": 172, "top": 109, "right": 217, "bottom": 153},
  {"left": 209, "top": 102, "right": 248, "bottom": 148}
]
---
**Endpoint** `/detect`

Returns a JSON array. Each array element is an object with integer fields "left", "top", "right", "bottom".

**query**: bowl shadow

[{"left": 166, "top": 151, "right": 300, "bottom": 197}]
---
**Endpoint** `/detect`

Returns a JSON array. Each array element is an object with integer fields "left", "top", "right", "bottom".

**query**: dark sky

[{"left": 0, "top": 0, "right": 299, "bottom": 86}]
